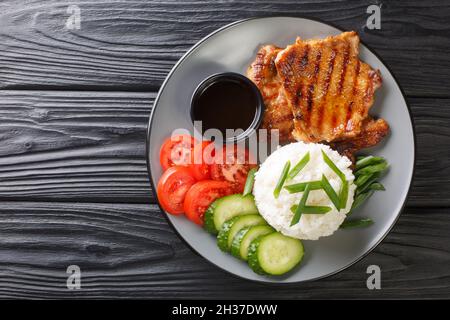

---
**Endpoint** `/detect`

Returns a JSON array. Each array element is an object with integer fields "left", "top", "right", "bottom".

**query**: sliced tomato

[
  {"left": 157, "top": 166, "right": 197, "bottom": 215},
  {"left": 210, "top": 145, "right": 257, "bottom": 193},
  {"left": 183, "top": 180, "right": 234, "bottom": 225},
  {"left": 189, "top": 140, "right": 215, "bottom": 180},
  {"left": 159, "top": 134, "right": 197, "bottom": 171}
]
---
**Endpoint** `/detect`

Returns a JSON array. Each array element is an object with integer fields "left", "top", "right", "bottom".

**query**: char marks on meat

[
  {"left": 247, "top": 31, "right": 389, "bottom": 158},
  {"left": 247, "top": 45, "right": 294, "bottom": 144}
]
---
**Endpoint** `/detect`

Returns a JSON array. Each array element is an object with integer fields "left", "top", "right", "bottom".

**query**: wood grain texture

[
  {"left": 0, "top": 0, "right": 449, "bottom": 96},
  {"left": 0, "top": 91, "right": 447, "bottom": 206},
  {"left": 0, "top": 0, "right": 448, "bottom": 300},
  {"left": 0, "top": 91, "right": 153, "bottom": 203},
  {"left": 0, "top": 202, "right": 448, "bottom": 299}
]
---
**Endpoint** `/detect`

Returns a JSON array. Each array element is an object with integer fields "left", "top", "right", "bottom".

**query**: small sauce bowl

[{"left": 190, "top": 72, "right": 264, "bottom": 143}]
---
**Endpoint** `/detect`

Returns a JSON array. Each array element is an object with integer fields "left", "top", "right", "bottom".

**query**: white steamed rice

[{"left": 253, "top": 142, "right": 356, "bottom": 240}]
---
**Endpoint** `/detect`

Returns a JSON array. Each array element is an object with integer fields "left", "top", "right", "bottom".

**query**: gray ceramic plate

[{"left": 146, "top": 17, "right": 415, "bottom": 283}]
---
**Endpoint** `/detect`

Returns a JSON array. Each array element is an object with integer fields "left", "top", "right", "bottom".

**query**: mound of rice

[{"left": 253, "top": 142, "right": 355, "bottom": 240}]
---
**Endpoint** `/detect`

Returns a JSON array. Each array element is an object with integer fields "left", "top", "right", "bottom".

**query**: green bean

[
  {"left": 321, "top": 174, "right": 341, "bottom": 210},
  {"left": 322, "top": 150, "right": 346, "bottom": 182},
  {"left": 287, "top": 152, "right": 310, "bottom": 180},
  {"left": 243, "top": 167, "right": 257, "bottom": 196},
  {"left": 355, "top": 156, "right": 385, "bottom": 170},
  {"left": 273, "top": 161, "right": 290, "bottom": 199},
  {"left": 284, "top": 180, "right": 322, "bottom": 193},
  {"left": 290, "top": 183, "right": 311, "bottom": 226},
  {"left": 340, "top": 218, "right": 374, "bottom": 229}
]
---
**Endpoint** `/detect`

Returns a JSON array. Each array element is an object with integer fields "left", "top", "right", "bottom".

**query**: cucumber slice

[
  {"left": 204, "top": 194, "right": 258, "bottom": 234},
  {"left": 231, "top": 225, "right": 275, "bottom": 260},
  {"left": 203, "top": 199, "right": 219, "bottom": 234},
  {"left": 230, "top": 227, "right": 250, "bottom": 258},
  {"left": 248, "top": 233, "right": 304, "bottom": 275},
  {"left": 217, "top": 214, "right": 266, "bottom": 252}
]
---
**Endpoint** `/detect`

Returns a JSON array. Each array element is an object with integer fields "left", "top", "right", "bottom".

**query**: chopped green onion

[
  {"left": 350, "top": 190, "right": 374, "bottom": 212},
  {"left": 284, "top": 180, "right": 322, "bottom": 193},
  {"left": 322, "top": 150, "right": 346, "bottom": 182},
  {"left": 321, "top": 174, "right": 341, "bottom": 210},
  {"left": 243, "top": 167, "right": 257, "bottom": 196},
  {"left": 357, "top": 174, "right": 382, "bottom": 195},
  {"left": 355, "top": 172, "right": 380, "bottom": 187},
  {"left": 368, "top": 182, "right": 385, "bottom": 191},
  {"left": 355, "top": 156, "right": 385, "bottom": 170},
  {"left": 351, "top": 155, "right": 388, "bottom": 216},
  {"left": 290, "top": 183, "right": 311, "bottom": 226},
  {"left": 273, "top": 161, "right": 290, "bottom": 199},
  {"left": 340, "top": 218, "right": 374, "bottom": 229},
  {"left": 287, "top": 152, "right": 310, "bottom": 180},
  {"left": 356, "top": 155, "right": 367, "bottom": 162},
  {"left": 291, "top": 205, "right": 332, "bottom": 214},
  {"left": 355, "top": 161, "right": 388, "bottom": 176},
  {"left": 339, "top": 180, "right": 349, "bottom": 209}
]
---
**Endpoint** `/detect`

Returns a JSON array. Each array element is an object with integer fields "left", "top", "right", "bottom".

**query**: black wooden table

[{"left": 0, "top": 0, "right": 449, "bottom": 299}]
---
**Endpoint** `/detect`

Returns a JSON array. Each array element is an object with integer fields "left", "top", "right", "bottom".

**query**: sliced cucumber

[
  {"left": 203, "top": 199, "right": 219, "bottom": 234},
  {"left": 217, "top": 216, "right": 240, "bottom": 252},
  {"left": 204, "top": 194, "right": 258, "bottom": 234},
  {"left": 230, "top": 227, "right": 250, "bottom": 258},
  {"left": 217, "top": 214, "right": 266, "bottom": 252},
  {"left": 231, "top": 225, "right": 275, "bottom": 260},
  {"left": 248, "top": 233, "right": 304, "bottom": 275}
]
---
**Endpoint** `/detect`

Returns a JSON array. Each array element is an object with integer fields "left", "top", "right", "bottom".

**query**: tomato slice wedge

[
  {"left": 183, "top": 180, "right": 234, "bottom": 225},
  {"left": 159, "top": 134, "right": 197, "bottom": 171},
  {"left": 210, "top": 145, "right": 257, "bottom": 193},
  {"left": 157, "top": 166, "right": 197, "bottom": 215},
  {"left": 189, "top": 140, "right": 215, "bottom": 180}
]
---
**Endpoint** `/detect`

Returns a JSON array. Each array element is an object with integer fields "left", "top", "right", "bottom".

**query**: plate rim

[{"left": 145, "top": 15, "right": 417, "bottom": 284}]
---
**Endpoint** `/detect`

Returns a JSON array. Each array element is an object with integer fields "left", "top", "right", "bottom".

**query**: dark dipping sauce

[{"left": 191, "top": 73, "right": 264, "bottom": 141}]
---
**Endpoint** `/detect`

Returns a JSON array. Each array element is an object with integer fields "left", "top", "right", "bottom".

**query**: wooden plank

[
  {"left": 0, "top": 0, "right": 449, "bottom": 96},
  {"left": 410, "top": 97, "right": 450, "bottom": 206},
  {"left": 0, "top": 91, "right": 153, "bottom": 203},
  {"left": 0, "top": 202, "right": 448, "bottom": 299},
  {"left": 0, "top": 91, "right": 447, "bottom": 206}
]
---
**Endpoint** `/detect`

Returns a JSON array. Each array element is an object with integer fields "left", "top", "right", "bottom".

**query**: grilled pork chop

[
  {"left": 329, "top": 118, "right": 389, "bottom": 161},
  {"left": 247, "top": 45, "right": 294, "bottom": 143},
  {"left": 275, "top": 31, "right": 383, "bottom": 143}
]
